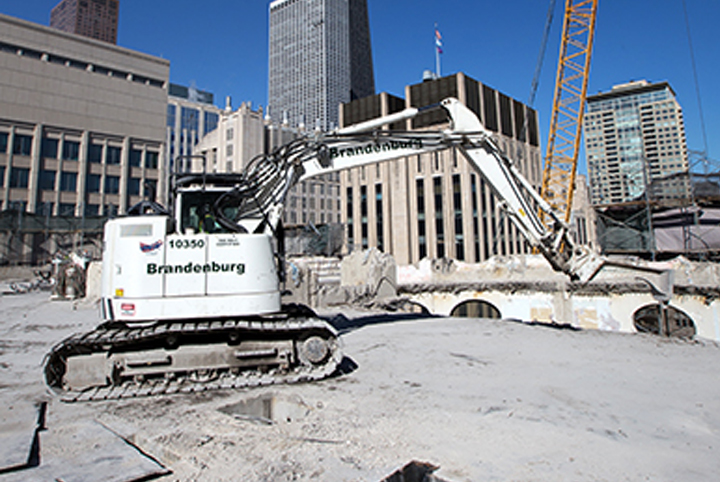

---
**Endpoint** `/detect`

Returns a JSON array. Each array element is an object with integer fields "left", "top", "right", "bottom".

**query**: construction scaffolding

[
  {"left": 596, "top": 171, "right": 720, "bottom": 261},
  {"left": 0, "top": 209, "right": 106, "bottom": 266}
]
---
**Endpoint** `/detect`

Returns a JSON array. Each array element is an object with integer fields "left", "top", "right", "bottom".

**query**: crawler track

[{"left": 44, "top": 310, "right": 341, "bottom": 402}]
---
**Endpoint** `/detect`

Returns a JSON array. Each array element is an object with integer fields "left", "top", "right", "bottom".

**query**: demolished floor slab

[{"left": 1, "top": 291, "right": 719, "bottom": 481}]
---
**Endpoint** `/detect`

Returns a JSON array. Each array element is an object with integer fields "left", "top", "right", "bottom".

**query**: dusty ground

[{"left": 1, "top": 290, "right": 720, "bottom": 481}]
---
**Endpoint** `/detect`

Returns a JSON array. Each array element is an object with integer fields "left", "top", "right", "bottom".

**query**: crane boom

[{"left": 541, "top": 0, "right": 598, "bottom": 228}]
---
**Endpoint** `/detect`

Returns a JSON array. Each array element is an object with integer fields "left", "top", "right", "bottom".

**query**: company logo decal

[
  {"left": 147, "top": 261, "right": 246, "bottom": 276},
  {"left": 140, "top": 240, "right": 163, "bottom": 253},
  {"left": 329, "top": 139, "right": 424, "bottom": 159}
]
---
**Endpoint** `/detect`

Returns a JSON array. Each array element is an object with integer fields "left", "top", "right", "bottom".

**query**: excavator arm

[{"left": 215, "top": 98, "right": 606, "bottom": 282}]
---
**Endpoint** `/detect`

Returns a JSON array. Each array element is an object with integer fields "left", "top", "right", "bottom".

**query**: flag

[{"left": 435, "top": 28, "right": 443, "bottom": 54}]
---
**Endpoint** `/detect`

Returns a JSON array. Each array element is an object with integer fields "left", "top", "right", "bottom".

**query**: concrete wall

[{"left": 399, "top": 256, "right": 720, "bottom": 342}]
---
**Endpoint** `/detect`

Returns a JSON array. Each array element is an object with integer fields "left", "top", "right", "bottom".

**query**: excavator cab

[{"left": 176, "top": 188, "right": 241, "bottom": 235}]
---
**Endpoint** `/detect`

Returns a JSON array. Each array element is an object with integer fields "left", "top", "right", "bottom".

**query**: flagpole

[
  {"left": 434, "top": 24, "right": 442, "bottom": 78},
  {"left": 436, "top": 43, "right": 441, "bottom": 78}
]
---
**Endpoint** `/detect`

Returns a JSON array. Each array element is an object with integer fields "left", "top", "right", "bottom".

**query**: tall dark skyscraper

[
  {"left": 268, "top": 0, "right": 375, "bottom": 131},
  {"left": 50, "top": 0, "right": 119, "bottom": 44}
]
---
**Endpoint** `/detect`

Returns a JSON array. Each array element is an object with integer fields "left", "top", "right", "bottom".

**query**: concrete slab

[
  {"left": 2, "top": 288, "right": 720, "bottom": 481},
  {"left": 0, "top": 419, "right": 169, "bottom": 482},
  {"left": 0, "top": 403, "right": 41, "bottom": 473}
]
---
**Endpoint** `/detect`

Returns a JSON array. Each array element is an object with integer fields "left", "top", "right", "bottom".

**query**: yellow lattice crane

[{"left": 541, "top": 0, "right": 598, "bottom": 233}]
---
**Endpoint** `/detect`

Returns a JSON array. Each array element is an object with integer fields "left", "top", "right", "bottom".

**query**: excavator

[{"left": 45, "top": 98, "right": 611, "bottom": 402}]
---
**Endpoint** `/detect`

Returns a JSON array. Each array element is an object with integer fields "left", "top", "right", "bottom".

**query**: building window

[
  {"left": 106, "top": 146, "right": 121, "bottom": 165},
  {"left": 13, "top": 134, "right": 33, "bottom": 156},
  {"left": 417, "top": 179, "right": 426, "bottom": 259},
  {"left": 205, "top": 112, "right": 219, "bottom": 134},
  {"left": 104, "top": 175, "right": 120, "bottom": 194},
  {"left": 499, "top": 93, "right": 513, "bottom": 137},
  {"left": 88, "top": 143, "right": 103, "bottom": 163},
  {"left": 104, "top": 204, "right": 118, "bottom": 218},
  {"left": 60, "top": 172, "right": 77, "bottom": 192},
  {"left": 346, "top": 186, "right": 354, "bottom": 249},
  {"left": 87, "top": 174, "right": 101, "bottom": 192},
  {"left": 62, "top": 140, "right": 80, "bottom": 161},
  {"left": 482, "top": 84, "right": 498, "bottom": 132},
  {"left": 85, "top": 204, "right": 100, "bottom": 216},
  {"left": 129, "top": 148, "right": 142, "bottom": 167},
  {"left": 453, "top": 174, "right": 464, "bottom": 261},
  {"left": 434, "top": 177, "right": 444, "bottom": 257},
  {"left": 59, "top": 203, "right": 75, "bottom": 216},
  {"left": 146, "top": 151, "right": 159, "bottom": 169},
  {"left": 7, "top": 200, "right": 27, "bottom": 212},
  {"left": 491, "top": 193, "right": 502, "bottom": 255},
  {"left": 375, "top": 184, "right": 383, "bottom": 252},
  {"left": 481, "top": 179, "right": 490, "bottom": 259},
  {"left": 167, "top": 105, "right": 176, "bottom": 128},
  {"left": 35, "top": 202, "right": 54, "bottom": 215},
  {"left": 0, "top": 166, "right": 4, "bottom": 187},
  {"left": 41, "top": 137, "right": 59, "bottom": 159},
  {"left": 144, "top": 179, "right": 157, "bottom": 198},
  {"left": 360, "top": 185, "right": 368, "bottom": 249},
  {"left": 471, "top": 174, "right": 480, "bottom": 261},
  {"left": 39, "top": 169, "right": 56, "bottom": 191},
  {"left": 9, "top": 167, "right": 29, "bottom": 188},
  {"left": 128, "top": 177, "right": 141, "bottom": 195},
  {"left": 0, "top": 132, "right": 8, "bottom": 153},
  {"left": 181, "top": 107, "right": 199, "bottom": 132}
]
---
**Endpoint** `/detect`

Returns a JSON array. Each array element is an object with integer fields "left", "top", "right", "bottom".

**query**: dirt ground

[{"left": 1, "top": 290, "right": 720, "bottom": 481}]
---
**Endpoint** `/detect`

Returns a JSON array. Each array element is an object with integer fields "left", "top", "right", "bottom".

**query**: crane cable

[
  {"left": 528, "top": 0, "right": 557, "bottom": 108},
  {"left": 681, "top": 0, "right": 709, "bottom": 161},
  {"left": 519, "top": 0, "right": 556, "bottom": 146}
]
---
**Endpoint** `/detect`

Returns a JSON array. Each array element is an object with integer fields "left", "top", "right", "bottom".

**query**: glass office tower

[{"left": 584, "top": 80, "right": 690, "bottom": 206}]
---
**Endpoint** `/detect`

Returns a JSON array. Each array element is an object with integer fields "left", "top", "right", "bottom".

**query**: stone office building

[
  {"left": 340, "top": 72, "right": 542, "bottom": 265},
  {"left": 192, "top": 102, "right": 342, "bottom": 229},
  {"left": 0, "top": 13, "right": 169, "bottom": 262}
]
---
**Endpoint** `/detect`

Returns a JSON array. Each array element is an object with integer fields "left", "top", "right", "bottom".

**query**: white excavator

[{"left": 45, "top": 98, "right": 611, "bottom": 401}]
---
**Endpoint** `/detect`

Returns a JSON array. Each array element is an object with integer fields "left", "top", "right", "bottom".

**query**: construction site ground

[{"left": 1, "top": 288, "right": 720, "bottom": 481}]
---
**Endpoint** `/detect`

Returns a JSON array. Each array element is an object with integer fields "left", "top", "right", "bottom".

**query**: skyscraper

[
  {"left": 50, "top": 0, "right": 119, "bottom": 44},
  {"left": 268, "top": 0, "right": 375, "bottom": 132},
  {"left": 584, "top": 80, "right": 690, "bottom": 206}
]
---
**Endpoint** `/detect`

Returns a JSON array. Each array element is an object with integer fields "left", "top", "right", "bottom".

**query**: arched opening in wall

[
  {"left": 633, "top": 304, "right": 696, "bottom": 338},
  {"left": 391, "top": 299, "right": 430, "bottom": 315},
  {"left": 450, "top": 300, "right": 501, "bottom": 319}
]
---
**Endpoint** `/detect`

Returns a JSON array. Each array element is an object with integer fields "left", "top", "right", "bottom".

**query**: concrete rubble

[
  {"left": 284, "top": 248, "right": 399, "bottom": 309},
  {"left": 398, "top": 254, "right": 720, "bottom": 295}
]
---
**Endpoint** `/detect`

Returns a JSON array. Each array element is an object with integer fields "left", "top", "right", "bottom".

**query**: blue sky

[{"left": 2, "top": 0, "right": 718, "bottom": 172}]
